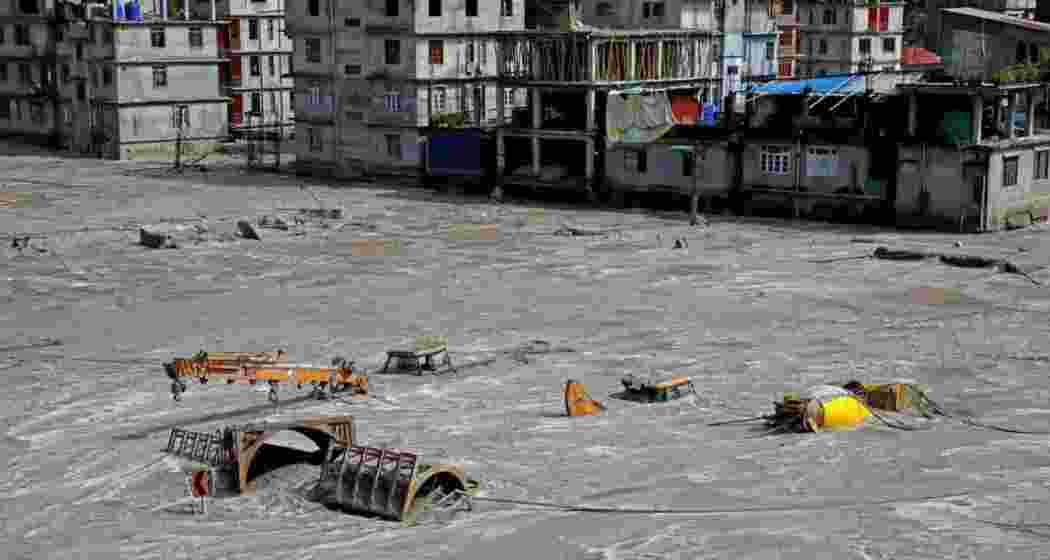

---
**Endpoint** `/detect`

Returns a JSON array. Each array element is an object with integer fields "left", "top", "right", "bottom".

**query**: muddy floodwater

[{"left": 3, "top": 147, "right": 1050, "bottom": 559}]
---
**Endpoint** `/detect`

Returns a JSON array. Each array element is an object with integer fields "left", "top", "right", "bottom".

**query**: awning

[{"left": 748, "top": 75, "right": 863, "bottom": 96}]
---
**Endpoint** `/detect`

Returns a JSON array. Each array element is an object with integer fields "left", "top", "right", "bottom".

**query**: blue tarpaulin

[
  {"left": 428, "top": 131, "right": 484, "bottom": 177},
  {"left": 748, "top": 75, "right": 864, "bottom": 96}
]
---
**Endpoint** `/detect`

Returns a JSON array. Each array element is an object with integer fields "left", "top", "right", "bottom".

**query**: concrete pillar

[
  {"left": 1007, "top": 93, "right": 1016, "bottom": 139},
  {"left": 531, "top": 88, "right": 541, "bottom": 175},
  {"left": 211, "top": 0, "right": 216, "bottom": 21},
  {"left": 496, "top": 84, "right": 505, "bottom": 125},
  {"left": 972, "top": 95, "right": 983, "bottom": 145},
  {"left": 584, "top": 137, "right": 594, "bottom": 180},
  {"left": 585, "top": 89, "right": 596, "bottom": 131},
  {"left": 184, "top": 0, "right": 190, "bottom": 20},
  {"left": 1027, "top": 91, "right": 1036, "bottom": 137},
  {"left": 496, "top": 129, "right": 505, "bottom": 175},
  {"left": 907, "top": 91, "right": 918, "bottom": 137}
]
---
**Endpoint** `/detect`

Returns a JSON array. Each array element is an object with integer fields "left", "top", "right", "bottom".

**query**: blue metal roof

[{"left": 748, "top": 75, "right": 864, "bottom": 96}]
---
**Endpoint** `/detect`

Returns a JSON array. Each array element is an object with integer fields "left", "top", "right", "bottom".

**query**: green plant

[{"left": 430, "top": 112, "right": 466, "bottom": 128}]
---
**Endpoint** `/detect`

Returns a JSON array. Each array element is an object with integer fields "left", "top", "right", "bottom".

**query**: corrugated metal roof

[{"left": 942, "top": 7, "right": 1050, "bottom": 32}]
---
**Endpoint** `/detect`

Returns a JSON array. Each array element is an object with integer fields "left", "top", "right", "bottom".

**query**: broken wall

[{"left": 604, "top": 141, "right": 735, "bottom": 196}]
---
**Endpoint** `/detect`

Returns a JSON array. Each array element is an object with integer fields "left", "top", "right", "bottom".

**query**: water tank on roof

[
  {"left": 113, "top": 0, "right": 125, "bottom": 19},
  {"left": 125, "top": 0, "right": 142, "bottom": 21}
]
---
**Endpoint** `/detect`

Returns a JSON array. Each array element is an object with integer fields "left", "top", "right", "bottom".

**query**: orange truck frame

[{"left": 164, "top": 352, "right": 368, "bottom": 403}]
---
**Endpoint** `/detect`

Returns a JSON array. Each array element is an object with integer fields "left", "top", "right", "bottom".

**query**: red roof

[{"left": 902, "top": 47, "right": 943, "bottom": 67}]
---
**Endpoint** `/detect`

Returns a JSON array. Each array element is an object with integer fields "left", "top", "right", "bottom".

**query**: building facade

[
  {"left": 796, "top": 0, "right": 905, "bottom": 77},
  {"left": 210, "top": 0, "right": 293, "bottom": 138},
  {"left": 0, "top": 0, "right": 228, "bottom": 159},
  {"left": 286, "top": 0, "right": 525, "bottom": 178}
]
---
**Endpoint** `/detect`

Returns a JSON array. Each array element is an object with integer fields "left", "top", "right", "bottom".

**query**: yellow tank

[{"left": 804, "top": 395, "right": 871, "bottom": 432}]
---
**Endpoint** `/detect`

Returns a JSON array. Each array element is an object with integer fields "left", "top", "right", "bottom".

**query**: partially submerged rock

[
  {"left": 139, "top": 227, "right": 178, "bottom": 249},
  {"left": 237, "top": 220, "right": 261, "bottom": 240}
]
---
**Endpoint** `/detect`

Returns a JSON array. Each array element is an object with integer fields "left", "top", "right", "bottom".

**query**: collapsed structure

[{"left": 164, "top": 415, "right": 477, "bottom": 522}]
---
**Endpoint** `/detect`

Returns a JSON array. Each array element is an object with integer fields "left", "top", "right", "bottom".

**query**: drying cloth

[
  {"left": 606, "top": 91, "right": 674, "bottom": 146},
  {"left": 671, "top": 96, "right": 700, "bottom": 125}
]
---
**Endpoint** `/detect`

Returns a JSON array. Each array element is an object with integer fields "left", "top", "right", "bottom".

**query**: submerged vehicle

[{"left": 617, "top": 375, "right": 696, "bottom": 403}]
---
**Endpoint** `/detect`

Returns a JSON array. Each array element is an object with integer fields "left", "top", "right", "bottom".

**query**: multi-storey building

[
  {"left": 0, "top": 0, "right": 228, "bottom": 159},
  {"left": 795, "top": 0, "right": 905, "bottom": 77},
  {"left": 286, "top": 0, "right": 525, "bottom": 178},
  {"left": 209, "top": 0, "right": 293, "bottom": 139}
]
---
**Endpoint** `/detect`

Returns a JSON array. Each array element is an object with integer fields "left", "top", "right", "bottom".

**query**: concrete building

[
  {"left": 209, "top": 0, "right": 293, "bottom": 139},
  {"left": 286, "top": 0, "right": 525, "bottom": 178},
  {"left": 796, "top": 0, "right": 905, "bottom": 77},
  {"left": 0, "top": 0, "right": 228, "bottom": 160},
  {"left": 925, "top": 0, "right": 1035, "bottom": 52},
  {"left": 938, "top": 7, "right": 1050, "bottom": 81}
]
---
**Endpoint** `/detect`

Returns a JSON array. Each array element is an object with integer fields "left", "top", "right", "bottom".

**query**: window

[
  {"left": 882, "top": 37, "right": 895, "bottom": 54},
  {"left": 91, "top": 67, "right": 98, "bottom": 87},
  {"left": 250, "top": 55, "right": 260, "bottom": 76},
  {"left": 345, "top": 110, "right": 363, "bottom": 121},
  {"left": 432, "top": 87, "right": 447, "bottom": 112},
  {"left": 818, "top": 39, "right": 827, "bottom": 55},
  {"left": 103, "top": 66, "right": 112, "bottom": 85},
  {"left": 1016, "top": 42, "right": 1028, "bottom": 64},
  {"left": 822, "top": 9, "right": 835, "bottom": 25},
  {"left": 859, "top": 38, "right": 870, "bottom": 54},
  {"left": 249, "top": 19, "right": 258, "bottom": 40},
  {"left": 428, "top": 40, "right": 444, "bottom": 65},
  {"left": 624, "top": 149, "right": 647, "bottom": 172},
  {"left": 308, "top": 128, "right": 322, "bottom": 152},
  {"left": 806, "top": 147, "right": 839, "bottom": 177},
  {"left": 385, "top": 39, "right": 400, "bottom": 65},
  {"left": 386, "top": 134, "right": 401, "bottom": 159},
  {"left": 250, "top": 92, "right": 262, "bottom": 115},
  {"left": 1035, "top": 150, "right": 1049, "bottom": 180},
  {"left": 346, "top": 17, "right": 361, "bottom": 26},
  {"left": 384, "top": 92, "right": 401, "bottom": 112},
  {"left": 0, "top": 100, "right": 8, "bottom": 120},
  {"left": 1, "top": 63, "right": 9, "bottom": 82},
  {"left": 501, "top": 0, "right": 513, "bottom": 16},
  {"left": 189, "top": 26, "right": 202, "bottom": 48},
  {"left": 1003, "top": 156, "right": 1019, "bottom": 187},
  {"left": 503, "top": 88, "right": 513, "bottom": 107},
  {"left": 682, "top": 151, "right": 694, "bottom": 177},
  {"left": 152, "top": 65, "right": 167, "bottom": 88},
  {"left": 466, "top": 43, "right": 475, "bottom": 65},
  {"left": 761, "top": 145, "right": 791, "bottom": 175},
  {"left": 19, "top": 0, "right": 39, "bottom": 14},
  {"left": 642, "top": 2, "right": 665, "bottom": 18},
  {"left": 386, "top": 0, "right": 398, "bottom": 16},
  {"left": 596, "top": 2, "right": 614, "bottom": 16},
  {"left": 345, "top": 64, "right": 361, "bottom": 75},
  {"left": 77, "top": 83, "right": 85, "bottom": 100},
  {"left": 18, "top": 63, "right": 31, "bottom": 85},
  {"left": 808, "top": 8, "right": 814, "bottom": 25},
  {"left": 269, "top": 55, "right": 276, "bottom": 75},
  {"left": 305, "top": 38, "right": 321, "bottom": 62},
  {"left": 268, "top": 20, "right": 275, "bottom": 41},
  {"left": 466, "top": 0, "right": 477, "bottom": 16},
  {"left": 308, "top": 0, "right": 320, "bottom": 17},
  {"left": 15, "top": 25, "right": 29, "bottom": 45},
  {"left": 151, "top": 27, "right": 165, "bottom": 48},
  {"left": 765, "top": 41, "right": 774, "bottom": 61},
  {"left": 0, "top": 26, "right": 5, "bottom": 43},
  {"left": 429, "top": 0, "right": 441, "bottom": 16},
  {"left": 76, "top": 44, "right": 82, "bottom": 61}
]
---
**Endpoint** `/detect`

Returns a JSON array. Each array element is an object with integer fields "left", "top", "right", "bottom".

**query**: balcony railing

[{"left": 498, "top": 31, "right": 715, "bottom": 84}]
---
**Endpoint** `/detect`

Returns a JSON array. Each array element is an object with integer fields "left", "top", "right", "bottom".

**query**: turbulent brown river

[{"left": 3, "top": 146, "right": 1050, "bottom": 559}]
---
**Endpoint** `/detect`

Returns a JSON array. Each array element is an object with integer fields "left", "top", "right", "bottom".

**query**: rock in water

[
  {"left": 139, "top": 227, "right": 177, "bottom": 249},
  {"left": 237, "top": 220, "right": 261, "bottom": 240}
]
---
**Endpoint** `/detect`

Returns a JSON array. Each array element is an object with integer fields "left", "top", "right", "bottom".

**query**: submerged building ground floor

[{"left": 291, "top": 74, "right": 1050, "bottom": 234}]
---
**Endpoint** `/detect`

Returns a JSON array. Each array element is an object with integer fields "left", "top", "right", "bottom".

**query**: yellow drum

[{"left": 802, "top": 387, "right": 871, "bottom": 432}]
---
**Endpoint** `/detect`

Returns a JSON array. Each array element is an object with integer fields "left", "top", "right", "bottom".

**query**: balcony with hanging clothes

[{"left": 496, "top": 30, "right": 718, "bottom": 87}]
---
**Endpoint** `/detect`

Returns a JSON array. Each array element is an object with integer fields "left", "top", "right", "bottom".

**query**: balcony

[{"left": 497, "top": 30, "right": 716, "bottom": 85}]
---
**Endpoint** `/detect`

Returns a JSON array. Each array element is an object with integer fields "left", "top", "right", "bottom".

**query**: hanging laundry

[
  {"left": 670, "top": 96, "right": 700, "bottom": 125},
  {"left": 606, "top": 90, "right": 675, "bottom": 146},
  {"left": 700, "top": 103, "right": 719, "bottom": 127}
]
